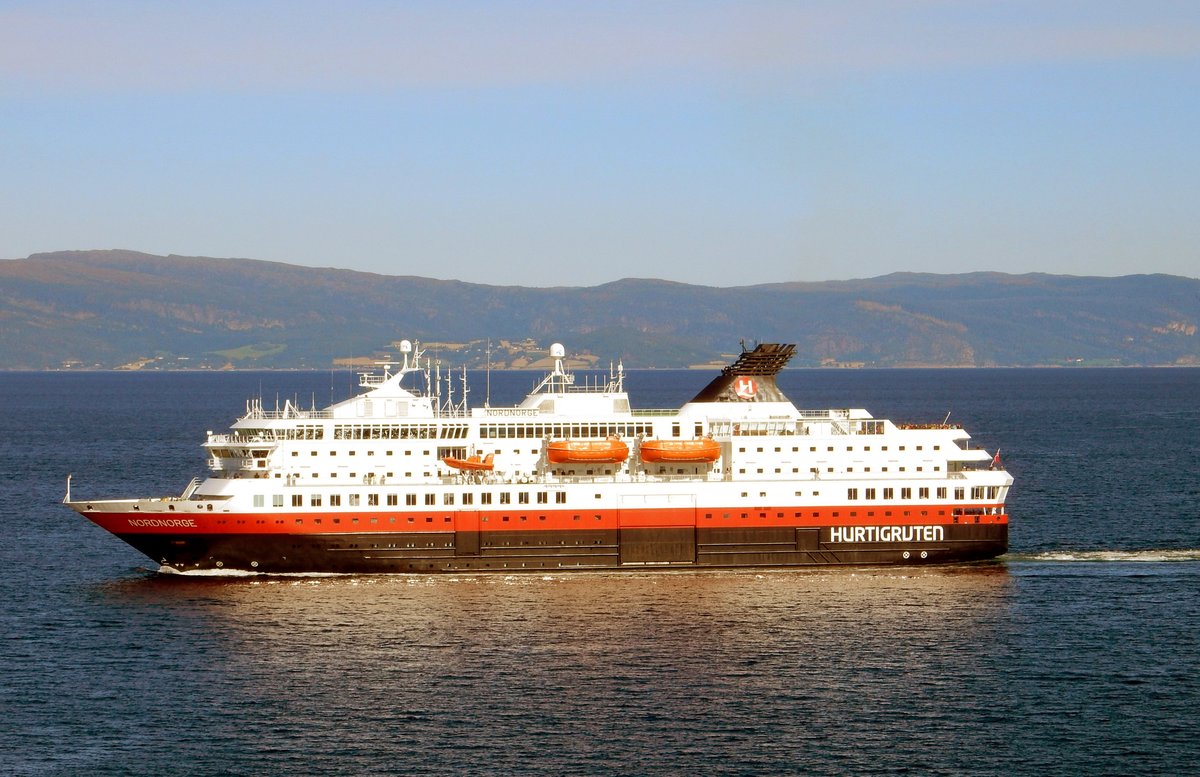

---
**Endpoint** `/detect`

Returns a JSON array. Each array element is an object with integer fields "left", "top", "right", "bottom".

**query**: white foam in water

[
  {"left": 1023, "top": 549, "right": 1200, "bottom": 563},
  {"left": 156, "top": 565, "right": 344, "bottom": 578}
]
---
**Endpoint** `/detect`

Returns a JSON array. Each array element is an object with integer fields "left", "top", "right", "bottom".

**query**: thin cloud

[{"left": 1, "top": 1, "right": 1197, "bottom": 93}]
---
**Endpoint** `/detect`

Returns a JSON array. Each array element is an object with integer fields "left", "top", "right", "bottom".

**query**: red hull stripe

[{"left": 88, "top": 504, "right": 1008, "bottom": 535}]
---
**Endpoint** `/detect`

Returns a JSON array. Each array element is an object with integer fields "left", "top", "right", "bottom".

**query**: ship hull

[{"left": 96, "top": 519, "right": 1007, "bottom": 574}]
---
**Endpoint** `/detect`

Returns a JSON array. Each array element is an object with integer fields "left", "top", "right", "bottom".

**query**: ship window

[
  {"left": 426, "top": 517, "right": 433, "bottom": 523},
  {"left": 899, "top": 446, "right": 906, "bottom": 451},
  {"left": 425, "top": 494, "right": 435, "bottom": 505},
  {"left": 916, "top": 467, "right": 923, "bottom": 472},
  {"left": 955, "top": 488, "right": 965, "bottom": 500},
  {"left": 919, "top": 488, "right": 929, "bottom": 499},
  {"left": 291, "top": 451, "right": 298, "bottom": 457},
  {"left": 482, "top": 493, "right": 493, "bottom": 505},
  {"left": 884, "top": 488, "right": 894, "bottom": 499},
  {"left": 595, "top": 494, "right": 602, "bottom": 500},
  {"left": 292, "top": 495, "right": 303, "bottom": 507},
  {"left": 330, "top": 495, "right": 342, "bottom": 507},
  {"left": 273, "top": 495, "right": 284, "bottom": 507},
  {"left": 463, "top": 493, "right": 474, "bottom": 505},
  {"left": 311, "top": 495, "right": 322, "bottom": 507},
  {"left": 406, "top": 494, "right": 416, "bottom": 506},
  {"left": 556, "top": 492, "right": 566, "bottom": 504},
  {"left": 444, "top": 494, "right": 454, "bottom": 505},
  {"left": 349, "top": 494, "right": 360, "bottom": 506},
  {"left": 865, "top": 488, "right": 876, "bottom": 499},
  {"left": 311, "top": 451, "right": 317, "bottom": 456},
  {"left": 901, "top": 488, "right": 912, "bottom": 499},
  {"left": 934, "top": 445, "right": 940, "bottom": 450},
  {"left": 738, "top": 448, "right": 745, "bottom": 453},
  {"left": 537, "top": 492, "right": 548, "bottom": 504},
  {"left": 847, "top": 488, "right": 858, "bottom": 500},
  {"left": 810, "top": 447, "right": 816, "bottom": 452},
  {"left": 827, "top": 447, "right": 834, "bottom": 452},
  {"left": 349, "top": 451, "right": 356, "bottom": 456},
  {"left": 329, "top": 451, "right": 336, "bottom": 456},
  {"left": 937, "top": 487, "right": 947, "bottom": 499},
  {"left": 500, "top": 493, "right": 511, "bottom": 504},
  {"left": 917, "top": 446, "right": 923, "bottom": 451},
  {"left": 387, "top": 494, "right": 398, "bottom": 506},
  {"left": 519, "top": 493, "right": 530, "bottom": 504},
  {"left": 253, "top": 495, "right": 265, "bottom": 507},
  {"left": 368, "top": 494, "right": 379, "bottom": 506}
]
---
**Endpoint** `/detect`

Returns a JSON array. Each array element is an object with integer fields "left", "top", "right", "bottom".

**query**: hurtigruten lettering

[{"left": 829, "top": 525, "right": 944, "bottom": 543}]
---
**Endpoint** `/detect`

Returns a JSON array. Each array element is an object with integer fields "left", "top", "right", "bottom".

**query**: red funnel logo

[{"left": 734, "top": 377, "right": 758, "bottom": 399}]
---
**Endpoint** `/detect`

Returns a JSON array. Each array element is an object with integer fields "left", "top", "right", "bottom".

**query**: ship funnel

[{"left": 689, "top": 343, "right": 796, "bottom": 403}]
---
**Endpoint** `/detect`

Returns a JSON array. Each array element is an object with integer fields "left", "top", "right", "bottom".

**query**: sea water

[{"left": 1, "top": 368, "right": 1197, "bottom": 776}]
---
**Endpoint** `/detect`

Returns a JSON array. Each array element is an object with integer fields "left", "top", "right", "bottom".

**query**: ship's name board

[
  {"left": 828, "top": 525, "right": 944, "bottom": 543},
  {"left": 484, "top": 408, "right": 539, "bottom": 417},
  {"left": 127, "top": 518, "right": 198, "bottom": 528}
]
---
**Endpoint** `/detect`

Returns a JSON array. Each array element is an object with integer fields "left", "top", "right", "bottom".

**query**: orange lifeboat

[
  {"left": 639, "top": 438, "right": 721, "bottom": 464},
  {"left": 442, "top": 453, "right": 495, "bottom": 471},
  {"left": 546, "top": 437, "right": 629, "bottom": 464}
]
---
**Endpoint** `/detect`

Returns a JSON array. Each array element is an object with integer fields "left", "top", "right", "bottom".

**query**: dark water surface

[{"left": 2, "top": 369, "right": 1198, "bottom": 775}]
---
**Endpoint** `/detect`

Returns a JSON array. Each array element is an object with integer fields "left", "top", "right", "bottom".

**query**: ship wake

[{"left": 1009, "top": 549, "right": 1200, "bottom": 563}]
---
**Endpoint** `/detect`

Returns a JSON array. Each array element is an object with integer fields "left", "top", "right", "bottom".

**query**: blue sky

[{"left": 2, "top": 1, "right": 1198, "bottom": 287}]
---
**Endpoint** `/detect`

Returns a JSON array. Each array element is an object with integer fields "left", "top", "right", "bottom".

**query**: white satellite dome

[
  {"left": 399, "top": 339, "right": 412, "bottom": 353},
  {"left": 549, "top": 343, "right": 566, "bottom": 359}
]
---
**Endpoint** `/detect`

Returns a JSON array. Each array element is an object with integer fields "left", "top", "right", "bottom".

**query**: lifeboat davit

[
  {"left": 442, "top": 453, "right": 495, "bottom": 471},
  {"left": 639, "top": 438, "right": 721, "bottom": 464},
  {"left": 546, "top": 437, "right": 629, "bottom": 464}
]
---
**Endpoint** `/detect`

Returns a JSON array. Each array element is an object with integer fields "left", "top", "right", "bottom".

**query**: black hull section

[{"left": 119, "top": 524, "right": 1008, "bottom": 574}]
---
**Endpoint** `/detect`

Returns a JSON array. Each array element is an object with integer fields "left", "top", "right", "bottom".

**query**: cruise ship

[{"left": 65, "top": 341, "right": 1012, "bottom": 573}]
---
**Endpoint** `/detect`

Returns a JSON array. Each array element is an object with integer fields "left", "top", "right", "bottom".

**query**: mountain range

[{"left": 1, "top": 250, "right": 1197, "bottom": 369}]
